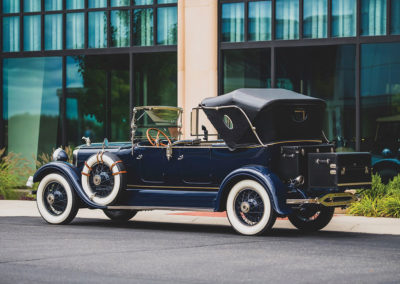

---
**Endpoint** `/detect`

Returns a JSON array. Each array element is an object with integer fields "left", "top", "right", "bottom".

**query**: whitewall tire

[
  {"left": 226, "top": 179, "right": 276, "bottom": 236},
  {"left": 81, "top": 152, "right": 126, "bottom": 206},
  {"left": 36, "top": 173, "right": 78, "bottom": 225}
]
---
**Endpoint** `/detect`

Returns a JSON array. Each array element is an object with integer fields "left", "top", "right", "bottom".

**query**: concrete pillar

[{"left": 178, "top": 0, "right": 218, "bottom": 138}]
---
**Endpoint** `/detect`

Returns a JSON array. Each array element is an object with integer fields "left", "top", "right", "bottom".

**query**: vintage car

[{"left": 29, "top": 89, "right": 372, "bottom": 236}]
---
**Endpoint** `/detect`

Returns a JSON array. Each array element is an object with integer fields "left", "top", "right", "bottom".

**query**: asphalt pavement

[{"left": 0, "top": 201, "right": 399, "bottom": 284}]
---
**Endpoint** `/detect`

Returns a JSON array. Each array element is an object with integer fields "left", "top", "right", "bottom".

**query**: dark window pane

[
  {"left": 111, "top": 10, "right": 130, "bottom": 47},
  {"left": 157, "top": 7, "right": 177, "bottom": 45},
  {"left": 3, "top": 0, "right": 20, "bottom": 13},
  {"left": 303, "top": 0, "right": 327, "bottom": 38},
  {"left": 24, "top": 0, "right": 41, "bottom": 12},
  {"left": 66, "top": 13, "right": 85, "bottom": 49},
  {"left": 45, "top": 0, "right": 62, "bottom": 11},
  {"left": 135, "top": 0, "right": 153, "bottom": 4},
  {"left": 24, "top": 15, "right": 41, "bottom": 51},
  {"left": 276, "top": 0, "right": 299, "bottom": 40},
  {"left": 89, "top": 11, "right": 108, "bottom": 48},
  {"left": 158, "top": 0, "right": 177, "bottom": 3},
  {"left": 361, "top": 43, "right": 400, "bottom": 154},
  {"left": 133, "top": 9, "right": 153, "bottom": 46},
  {"left": 332, "top": 0, "right": 357, "bottom": 37},
  {"left": 89, "top": 0, "right": 107, "bottom": 8},
  {"left": 222, "top": 49, "right": 271, "bottom": 94},
  {"left": 221, "top": 3, "right": 244, "bottom": 42},
  {"left": 3, "top": 57, "right": 62, "bottom": 168},
  {"left": 248, "top": 1, "right": 272, "bottom": 41},
  {"left": 45, "top": 14, "right": 63, "bottom": 50},
  {"left": 391, "top": 0, "right": 400, "bottom": 34},
  {"left": 111, "top": 0, "right": 130, "bottom": 6},
  {"left": 134, "top": 53, "right": 177, "bottom": 107},
  {"left": 67, "top": 0, "right": 85, "bottom": 9},
  {"left": 361, "top": 0, "right": 386, "bottom": 36},
  {"left": 3, "top": 16, "right": 20, "bottom": 52},
  {"left": 276, "top": 45, "right": 356, "bottom": 151},
  {"left": 66, "top": 55, "right": 130, "bottom": 145}
]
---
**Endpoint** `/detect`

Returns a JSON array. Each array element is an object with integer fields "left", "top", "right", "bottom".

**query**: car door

[
  {"left": 178, "top": 147, "right": 213, "bottom": 185},
  {"left": 136, "top": 146, "right": 167, "bottom": 184}
]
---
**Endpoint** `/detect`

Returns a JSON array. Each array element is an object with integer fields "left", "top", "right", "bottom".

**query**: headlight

[{"left": 52, "top": 148, "right": 68, "bottom": 162}]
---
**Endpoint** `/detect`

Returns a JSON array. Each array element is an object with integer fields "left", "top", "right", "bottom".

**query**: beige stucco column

[{"left": 178, "top": 0, "right": 218, "bottom": 138}]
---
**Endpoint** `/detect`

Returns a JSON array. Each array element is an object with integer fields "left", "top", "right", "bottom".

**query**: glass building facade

[
  {"left": 1, "top": 0, "right": 177, "bottom": 166},
  {"left": 1, "top": 0, "right": 400, "bottom": 168},
  {"left": 220, "top": 0, "right": 400, "bottom": 154}
]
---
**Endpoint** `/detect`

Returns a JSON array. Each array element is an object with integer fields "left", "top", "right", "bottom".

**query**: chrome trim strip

[
  {"left": 107, "top": 206, "right": 214, "bottom": 212},
  {"left": 338, "top": 182, "right": 372, "bottom": 187},
  {"left": 287, "top": 193, "right": 359, "bottom": 207},
  {"left": 127, "top": 184, "right": 219, "bottom": 190}
]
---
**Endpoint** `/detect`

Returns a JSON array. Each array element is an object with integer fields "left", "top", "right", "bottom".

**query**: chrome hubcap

[
  {"left": 240, "top": 202, "right": 250, "bottom": 213},
  {"left": 93, "top": 175, "right": 102, "bottom": 186},
  {"left": 47, "top": 194, "right": 55, "bottom": 205}
]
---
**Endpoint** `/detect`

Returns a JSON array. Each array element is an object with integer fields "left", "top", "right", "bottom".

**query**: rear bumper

[{"left": 287, "top": 192, "right": 359, "bottom": 207}]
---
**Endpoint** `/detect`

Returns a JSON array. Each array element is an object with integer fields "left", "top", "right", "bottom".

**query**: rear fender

[
  {"left": 215, "top": 165, "right": 292, "bottom": 215},
  {"left": 33, "top": 162, "right": 106, "bottom": 209}
]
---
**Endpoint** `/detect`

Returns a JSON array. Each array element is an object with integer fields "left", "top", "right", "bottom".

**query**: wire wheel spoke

[
  {"left": 234, "top": 188, "right": 265, "bottom": 226},
  {"left": 89, "top": 163, "right": 115, "bottom": 198},
  {"left": 43, "top": 182, "right": 68, "bottom": 216}
]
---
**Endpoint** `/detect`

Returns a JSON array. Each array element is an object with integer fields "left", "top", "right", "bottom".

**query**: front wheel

[
  {"left": 103, "top": 209, "right": 137, "bottom": 222},
  {"left": 288, "top": 206, "right": 334, "bottom": 232},
  {"left": 226, "top": 179, "right": 276, "bottom": 236},
  {"left": 36, "top": 173, "right": 78, "bottom": 225}
]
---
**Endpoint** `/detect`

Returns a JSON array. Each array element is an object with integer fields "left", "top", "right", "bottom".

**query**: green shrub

[{"left": 348, "top": 173, "right": 400, "bottom": 218}]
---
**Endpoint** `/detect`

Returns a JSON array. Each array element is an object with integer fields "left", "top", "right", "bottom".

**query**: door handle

[
  {"left": 136, "top": 154, "right": 143, "bottom": 160},
  {"left": 177, "top": 155, "right": 184, "bottom": 160}
]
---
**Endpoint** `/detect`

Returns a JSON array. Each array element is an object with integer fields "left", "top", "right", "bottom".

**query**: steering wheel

[{"left": 146, "top": 128, "right": 171, "bottom": 147}]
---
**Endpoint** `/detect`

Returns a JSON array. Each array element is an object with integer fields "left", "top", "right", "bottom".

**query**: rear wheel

[
  {"left": 226, "top": 179, "right": 276, "bottom": 236},
  {"left": 36, "top": 173, "right": 78, "bottom": 225},
  {"left": 288, "top": 206, "right": 334, "bottom": 232},
  {"left": 103, "top": 209, "right": 137, "bottom": 222}
]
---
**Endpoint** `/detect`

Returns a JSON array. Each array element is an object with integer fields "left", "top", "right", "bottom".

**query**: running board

[{"left": 106, "top": 206, "right": 215, "bottom": 212}]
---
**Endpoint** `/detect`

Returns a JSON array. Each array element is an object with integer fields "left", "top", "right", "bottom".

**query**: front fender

[
  {"left": 33, "top": 162, "right": 106, "bottom": 209},
  {"left": 215, "top": 165, "right": 292, "bottom": 215}
]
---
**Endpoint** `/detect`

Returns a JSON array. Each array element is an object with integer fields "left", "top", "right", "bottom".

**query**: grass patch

[{"left": 348, "top": 174, "right": 400, "bottom": 218}]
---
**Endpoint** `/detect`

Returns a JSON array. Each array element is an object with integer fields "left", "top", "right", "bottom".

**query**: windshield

[{"left": 132, "top": 107, "right": 182, "bottom": 141}]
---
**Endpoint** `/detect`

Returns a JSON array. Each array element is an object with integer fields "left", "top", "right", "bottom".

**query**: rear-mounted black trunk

[{"left": 308, "top": 152, "right": 372, "bottom": 190}]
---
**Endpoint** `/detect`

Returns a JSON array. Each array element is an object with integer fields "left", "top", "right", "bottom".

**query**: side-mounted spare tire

[{"left": 81, "top": 152, "right": 127, "bottom": 206}]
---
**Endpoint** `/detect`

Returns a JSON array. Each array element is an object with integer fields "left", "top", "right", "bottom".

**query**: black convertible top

[{"left": 200, "top": 88, "right": 326, "bottom": 149}]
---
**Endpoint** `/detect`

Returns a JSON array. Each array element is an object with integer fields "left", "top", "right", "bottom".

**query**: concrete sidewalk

[{"left": 1, "top": 200, "right": 400, "bottom": 235}]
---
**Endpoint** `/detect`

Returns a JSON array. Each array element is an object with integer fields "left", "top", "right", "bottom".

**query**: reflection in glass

[
  {"left": 67, "top": 0, "right": 84, "bottom": 9},
  {"left": 303, "top": 0, "right": 327, "bottom": 38},
  {"left": 3, "top": 57, "right": 62, "bottom": 168},
  {"left": 134, "top": 53, "right": 177, "bottom": 107},
  {"left": 133, "top": 9, "right": 153, "bottom": 46},
  {"left": 361, "top": 0, "right": 386, "bottom": 36},
  {"left": 89, "top": 0, "right": 107, "bottom": 8},
  {"left": 111, "top": 0, "right": 130, "bottom": 6},
  {"left": 276, "top": 45, "right": 356, "bottom": 151},
  {"left": 248, "top": 1, "right": 272, "bottom": 41},
  {"left": 111, "top": 10, "right": 130, "bottom": 47},
  {"left": 3, "top": 0, "right": 20, "bottom": 13},
  {"left": 89, "top": 11, "right": 107, "bottom": 48},
  {"left": 332, "top": 0, "right": 357, "bottom": 37},
  {"left": 276, "top": 0, "right": 299, "bottom": 40},
  {"left": 24, "top": 15, "right": 41, "bottom": 51},
  {"left": 393, "top": 0, "right": 400, "bottom": 34},
  {"left": 221, "top": 3, "right": 244, "bottom": 42},
  {"left": 66, "top": 55, "right": 130, "bottom": 145},
  {"left": 45, "top": 0, "right": 62, "bottom": 11},
  {"left": 158, "top": 0, "right": 177, "bottom": 3},
  {"left": 157, "top": 7, "right": 177, "bottom": 45},
  {"left": 66, "top": 13, "right": 85, "bottom": 49},
  {"left": 45, "top": 14, "right": 63, "bottom": 50},
  {"left": 361, "top": 43, "right": 400, "bottom": 153},
  {"left": 24, "top": 0, "right": 41, "bottom": 12},
  {"left": 3, "top": 17, "right": 20, "bottom": 52},
  {"left": 135, "top": 0, "right": 153, "bottom": 4},
  {"left": 223, "top": 49, "right": 271, "bottom": 94}
]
